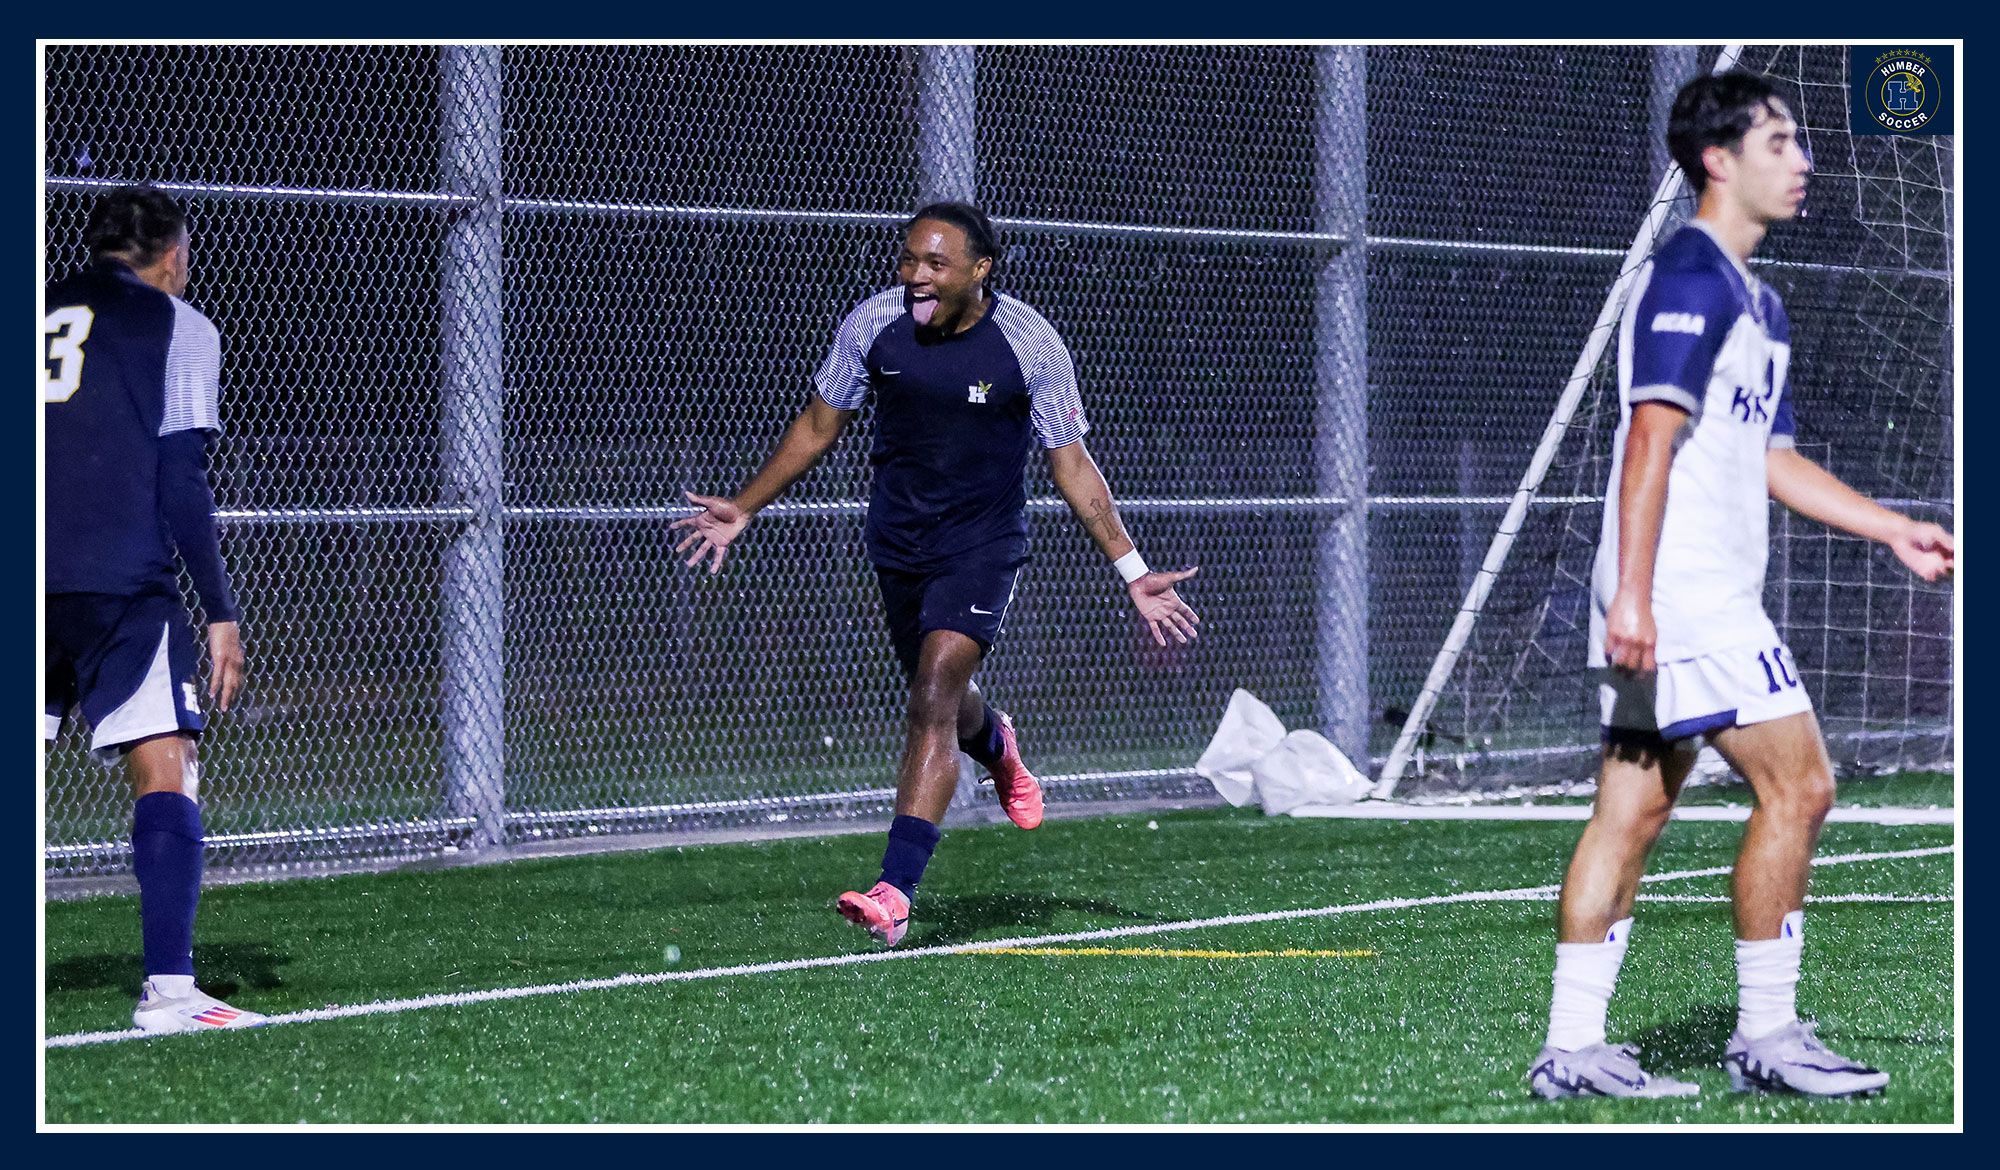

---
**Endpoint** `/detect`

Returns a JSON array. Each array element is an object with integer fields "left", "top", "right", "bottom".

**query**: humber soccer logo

[{"left": 1865, "top": 50, "right": 1939, "bottom": 132}]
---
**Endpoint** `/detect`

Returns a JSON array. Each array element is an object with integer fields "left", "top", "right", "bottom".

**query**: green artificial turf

[{"left": 44, "top": 807, "right": 1955, "bottom": 1124}]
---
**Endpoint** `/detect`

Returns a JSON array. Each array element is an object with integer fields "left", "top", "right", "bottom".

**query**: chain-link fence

[
  {"left": 43, "top": 44, "right": 1954, "bottom": 876},
  {"left": 1379, "top": 45, "right": 1954, "bottom": 797}
]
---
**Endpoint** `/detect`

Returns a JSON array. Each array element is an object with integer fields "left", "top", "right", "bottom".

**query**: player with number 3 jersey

[{"left": 44, "top": 185, "right": 263, "bottom": 1034}]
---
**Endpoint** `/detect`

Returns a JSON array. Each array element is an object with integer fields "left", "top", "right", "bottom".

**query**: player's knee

[
  {"left": 128, "top": 734, "right": 200, "bottom": 802},
  {"left": 1763, "top": 768, "right": 1835, "bottom": 824},
  {"left": 1594, "top": 797, "right": 1672, "bottom": 846},
  {"left": 903, "top": 683, "right": 958, "bottom": 731}
]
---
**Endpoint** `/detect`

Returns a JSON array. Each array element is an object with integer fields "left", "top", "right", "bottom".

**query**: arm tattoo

[{"left": 1080, "top": 496, "right": 1128, "bottom": 549}]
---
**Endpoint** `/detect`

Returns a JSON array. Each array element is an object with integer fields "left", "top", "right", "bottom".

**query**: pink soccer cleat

[
  {"left": 986, "top": 710, "right": 1043, "bottom": 830},
  {"left": 836, "top": 881, "right": 912, "bottom": 947}
]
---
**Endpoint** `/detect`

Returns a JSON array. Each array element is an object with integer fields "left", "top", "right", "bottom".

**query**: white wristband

[{"left": 1113, "top": 549, "right": 1150, "bottom": 584}]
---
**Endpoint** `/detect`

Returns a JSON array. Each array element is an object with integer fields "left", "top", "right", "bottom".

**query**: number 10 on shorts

[{"left": 1756, "top": 645, "right": 1800, "bottom": 694}]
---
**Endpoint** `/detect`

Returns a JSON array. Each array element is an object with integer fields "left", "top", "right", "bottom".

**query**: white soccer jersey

[{"left": 1591, "top": 221, "right": 1797, "bottom": 664}]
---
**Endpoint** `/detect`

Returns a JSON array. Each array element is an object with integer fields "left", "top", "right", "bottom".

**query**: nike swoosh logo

[
  {"left": 970, "top": 605, "right": 995, "bottom": 615},
  {"left": 880, "top": 368, "right": 902, "bottom": 375}
]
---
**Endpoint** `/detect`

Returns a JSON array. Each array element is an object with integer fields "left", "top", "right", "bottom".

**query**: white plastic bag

[
  {"left": 1194, "top": 688, "right": 1286, "bottom": 807},
  {"left": 1197, "top": 690, "right": 1371, "bottom": 815},
  {"left": 1249, "top": 730, "right": 1370, "bottom": 815}
]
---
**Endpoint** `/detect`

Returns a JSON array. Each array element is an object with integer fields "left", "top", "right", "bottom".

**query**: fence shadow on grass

[{"left": 45, "top": 941, "right": 292, "bottom": 998}]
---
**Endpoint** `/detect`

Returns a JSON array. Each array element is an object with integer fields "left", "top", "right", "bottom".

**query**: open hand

[
  {"left": 1128, "top": 566, "right": 1201, "bottom": 647},
  {"left": 669, "top": 491, "right": 751, "bottom": 573}
]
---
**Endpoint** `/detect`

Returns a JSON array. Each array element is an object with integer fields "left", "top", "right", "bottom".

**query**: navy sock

[
  {"left": 878, "top": 815, "right": 942, "bottom": 901},
  {"left": 132, "top": 792, "right": 204, "bottom": 978},
  {"left": 958, "top": 704, "right": 1005, "bottom": 769}
]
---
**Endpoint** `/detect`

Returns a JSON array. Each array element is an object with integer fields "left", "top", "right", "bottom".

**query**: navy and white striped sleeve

[
  {"left": 812, "top": 290, "right": 904, "bottom": 410},
  {"left": 159, "top": 298, "right": 222, "bottom": 435},
  {"left": 995, "top": 297, "right": 1089, "bottom": 448},
  {"left": 1624, "top": 265, "right": 1733, "bottom": 415}
]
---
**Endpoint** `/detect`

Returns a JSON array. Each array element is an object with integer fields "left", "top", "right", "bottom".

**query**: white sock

[
  {"left": 1545, "top": 917, "right": 1633, "bottom": 1051},
  {"left": 146, "top": 973, "right": 196, "bottom": 999},
  {"left": 1735, "top": 909, "right": 1805, "bottom": 1040}
]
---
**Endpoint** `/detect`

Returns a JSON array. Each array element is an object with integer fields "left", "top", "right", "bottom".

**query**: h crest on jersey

[{"left": 967, "top": 380, "right": 991, "bottom": 404}]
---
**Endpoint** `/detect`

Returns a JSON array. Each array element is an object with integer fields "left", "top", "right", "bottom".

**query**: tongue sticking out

[{"left": 912, "top": 298, "right": 938, "bottom": 326}]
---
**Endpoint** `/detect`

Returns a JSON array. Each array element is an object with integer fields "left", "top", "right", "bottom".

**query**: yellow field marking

[{"left": 964, "top": 946, "right": 1375, "bottom": 959}]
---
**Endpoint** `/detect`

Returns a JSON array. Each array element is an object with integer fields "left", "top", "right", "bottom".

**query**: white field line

[
  {"left": 1290, "top": 804, "right": 1955, "bottom": 824},
  {"left": 1565, "top": 893, "right": 1952, "bottom": 904},
  {"left": 44, "top": 843, "right": 1955, "bottom": 1050}
]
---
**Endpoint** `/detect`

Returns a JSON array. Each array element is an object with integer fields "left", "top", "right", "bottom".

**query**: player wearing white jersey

[{"left": 1527, "top": 72, "right": 1953, "bottom": 1100}]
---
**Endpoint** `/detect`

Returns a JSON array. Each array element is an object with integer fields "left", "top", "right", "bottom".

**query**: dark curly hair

[
  {"left": 1668, "top": 70, "right": 1790, "bottom": 196},
  {"left": 906, "top": 201, "right": 999, "bottom": 284},
  {"left": 83, "top": 184, "right": 188, "bottom": 266}
]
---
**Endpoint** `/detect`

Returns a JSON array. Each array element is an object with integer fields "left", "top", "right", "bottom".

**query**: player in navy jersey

[
  {"left": 44, "top": 185, "right": 263, "bottom": 1033},
  {"left": 1525, "top": 73, "right": 1954, "bottom": 1099},
  {"left": 673, "top": 202, "right": 1199, "bottom": 946}
]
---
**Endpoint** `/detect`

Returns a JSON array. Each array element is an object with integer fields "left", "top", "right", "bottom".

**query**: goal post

[
  {"left": 1373, "top": 44, "right": 1745, "bottom": 799},
  {"left": 1372, "top": 44, "right": 1955, "bottom": 810}
]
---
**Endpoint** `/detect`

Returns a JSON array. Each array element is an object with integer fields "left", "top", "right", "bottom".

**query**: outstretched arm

[
  {"left": 1044, "top": 439, "right": 1199, "bottom": 647},
  {"left": 671, "top": 395, "right": 855, "bottom": 573},
  {"left": 1603, "top": 402, "right": 1686, "bottom": 675},
  {"left": 1767, "top": 447, "right": 1954, "bottom": 581}
]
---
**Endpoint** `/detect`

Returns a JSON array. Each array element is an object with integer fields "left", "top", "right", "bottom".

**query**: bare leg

[
  {"left": 956, "top": 677, "right": 988, "bottom": 740},
  {"left": 1557, "top": 732, "right": 1696, "bottom": 942},
  {"left": 128, "top": 732, "right": 198, "bottom": 798},
  {"left": 895, "top": 631, "right": 986, "bottom": 823},
  {"left": 1708, "top": 711, "right": 1835, "bottom": 940}
]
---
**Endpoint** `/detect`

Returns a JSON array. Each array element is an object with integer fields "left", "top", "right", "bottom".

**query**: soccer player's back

[
  {"left": 43, "top": 184, "right": 259, "bottom": 1034},
  {"left": 47, "top": 252, "right": 217, "bottom": 598}
]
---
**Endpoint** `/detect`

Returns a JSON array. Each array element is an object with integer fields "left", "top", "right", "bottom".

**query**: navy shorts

[
  {"left": 875, "top": 558, "right": 1028, "bottom": 679},
  {"left": 45, "top": 590, "right": 207, "bottom": 761}
]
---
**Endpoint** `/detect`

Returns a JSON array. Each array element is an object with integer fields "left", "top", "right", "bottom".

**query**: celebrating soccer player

[
  {"left": 672, "top": 202, "right": 1199, "bottom": 946},
  {"left": 44, "top": 185, "right": 264, "bottom": 1033},
  {"left": 1525, "top": 71, "right": 1955, "bottom": 1099}
]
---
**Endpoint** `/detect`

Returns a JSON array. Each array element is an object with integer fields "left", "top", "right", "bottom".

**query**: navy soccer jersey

[
  {"left": 814, "top": 288, "right": 1088, "bottom": 571},
  {"left": 44, "top": 259, "right": 224, "bottom": 601}
]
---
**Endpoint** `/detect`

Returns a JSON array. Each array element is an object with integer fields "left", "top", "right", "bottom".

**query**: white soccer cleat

[
  {"left": 1723, "top": 1021, "right": 1889, "bottom": 1097},
  {"left": 1527, "top": 1042, "right": 1701, "bottom": 1099},
  {"left": 132, "top": 979, "right": 269, "bottom": 1035}
]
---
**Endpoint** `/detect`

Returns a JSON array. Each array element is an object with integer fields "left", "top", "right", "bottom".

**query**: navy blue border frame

[{"left": 21, "top": 10, "right": 1976, "bottom": 1143}]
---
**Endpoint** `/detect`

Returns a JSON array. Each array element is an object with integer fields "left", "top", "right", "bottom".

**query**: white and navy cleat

[
  {"left": 1528, "top": 1041, "right": 1700, "bottom": 1099},
  {"left": 1723, "top": 1021, "right": 1888, "bottom": 1097}
]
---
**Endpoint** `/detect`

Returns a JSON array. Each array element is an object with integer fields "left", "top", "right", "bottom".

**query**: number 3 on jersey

[
  {"left": 1756, "top": 645, "right": 1800, "bottom": 695},
  {"left": 43, "top": 306, "right": 95, "bottom": 403}
]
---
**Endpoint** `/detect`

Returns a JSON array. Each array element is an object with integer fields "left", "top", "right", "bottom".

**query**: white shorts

[{"left": 1599, "top": 639, "right": 1814, "bottom": 742}]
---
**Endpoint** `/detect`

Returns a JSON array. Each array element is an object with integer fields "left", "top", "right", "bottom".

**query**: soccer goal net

[{"left": 1374, "top": 45, "right": 1955, "bottom": 812}]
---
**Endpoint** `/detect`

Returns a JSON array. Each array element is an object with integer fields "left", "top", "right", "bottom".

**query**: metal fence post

[
  {"left": 439, "top": 45, "right": 507, "bottom": 850},
  {"left": 916, "top": 46, "right": 977, "bottom": 206},
  {"left": 913, "top": 44, "right": 988, "bottom": 819},
  {"left": 1314, "top": 46, "right": 1371, "bottom": 767}
]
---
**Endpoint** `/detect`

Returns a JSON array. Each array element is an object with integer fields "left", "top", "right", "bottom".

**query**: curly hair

[{"left": 83, "top": 184, "right": 188, "bottom": 265}]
